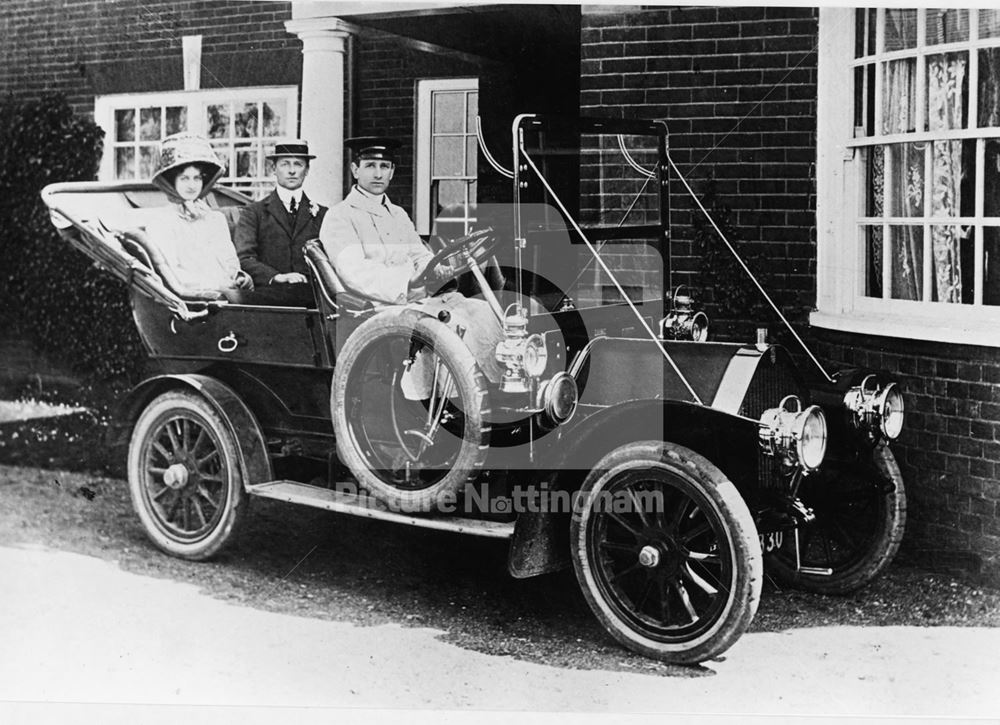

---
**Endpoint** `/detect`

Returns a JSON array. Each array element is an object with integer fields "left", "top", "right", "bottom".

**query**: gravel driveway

[{"left": 2, "top": 463, "right": 999, "bottom": 720}]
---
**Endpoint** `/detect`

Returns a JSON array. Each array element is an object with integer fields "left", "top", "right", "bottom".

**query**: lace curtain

[
  {"left": 884, "top": 60, "right": 922, "bottom": 299},
  {"left": 928, "top": 54, "right": 967, "bottom": 303},
  {"left": 881, "top": 52, "right": 966, "bottom": 301}
]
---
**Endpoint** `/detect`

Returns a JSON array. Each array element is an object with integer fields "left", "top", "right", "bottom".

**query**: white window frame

[
  {"left": 94, "top": 86, "right": 298, "bottom": 200},
  {"left": 814, "top": 8, "right": 1000, "bottom": 346},
  {"left": 414, "top": 77, "right": 479, "bottom": 236}
]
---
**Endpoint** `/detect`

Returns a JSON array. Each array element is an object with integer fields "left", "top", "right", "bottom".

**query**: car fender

[
  {"left": 108, "top": 374, "right": 273, "bottom": 486},
  {"left": 508, "top": 398, "right": 759, "bottom": 579}
]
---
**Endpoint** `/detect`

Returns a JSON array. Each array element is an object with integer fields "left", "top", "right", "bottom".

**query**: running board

[{"left": 246, "top": 480, "right": 516, "bottom": 539}]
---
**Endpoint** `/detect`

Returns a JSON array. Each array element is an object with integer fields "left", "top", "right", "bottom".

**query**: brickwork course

[
  {"left": 0, "top": 0, "right": 298, "bottom": 118},
  {"left": 579, "top": 5, "right": 999, "bottom": 583},
  {"left": 2, "top": 1, "right": 999, "bottom": 583}
]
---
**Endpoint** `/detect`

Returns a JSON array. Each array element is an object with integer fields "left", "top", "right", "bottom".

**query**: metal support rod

[
  {"left": 464, "top": 251, "right": 505, "bottom": 322},
  {"left": 519, "top": 142, "right": 704, "bottom": 406},
  {"left": 667, "top": 156, "right": 835, "bottom": 384}
]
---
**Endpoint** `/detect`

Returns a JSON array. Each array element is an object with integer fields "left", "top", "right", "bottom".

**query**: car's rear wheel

[
  {"left": 127, "top": 390, "right": 247, "bottom": 560},
  {"left": 571, "top": 441, "right": 762, "bottom": 664},
  {"left": 765, "top": 445, "right": 906, "bottom": 594},
  {"left": 332, "top": 309, "right": 491, "bottom": 511}
]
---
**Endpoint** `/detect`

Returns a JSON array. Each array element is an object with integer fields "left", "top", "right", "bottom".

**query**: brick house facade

[
  {"left": 3, "top": 1, "right": 999, "bottom": 584},
  {"left": 577, "top": 5, "right": 1000, "bottom": 584},
  {"left": 0, "top": 0, "right": 300, "bottom": 118}
]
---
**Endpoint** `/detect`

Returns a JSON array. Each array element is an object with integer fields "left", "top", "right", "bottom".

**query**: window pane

[
  {"left": 139, "top": 107, "right": 161, "bottom": 141},
  {"left": 138, "top": 145, "right": 157, "bottom": 179},
  {"left": 855, "top": 8, "right": 867, "bottom": 59},
  {"left": 433, "top": 92, "right": 465, "bottom": 134},
  {"left": 980, "top": 9, "right": 1000, "bottom": 39},
  {"left": 986, "top": 141, "right": 1000, "bottom": 217},
  {"left": 433, "top": 136, "right": 464, "bottom": 176},
  {"left": 930, "top": 224, "right": 969, "bottom": 302},
  {"left": 887, "top": 143, "right": 923, "bottom": 217},
  {"left": 884, "top": 9, "right": 917, "bottom": 52},
  {"left": 207, "top": 104, "right": 229, "bottom": 138},
  {"left": 165, "top": 106, "right": 187, "bottom": 135},
  {"left": 882, "top": 59, "right": 917, "bottom": 134},
  {"left": 465, "top": 136, "right": 478, "bottom": 176},
  {"left": 985, "top": 227, "right": 1000, "bottom": 304},
  {"left": 864, "top": 146, "right": 885, "bottom": 216},
  {"left": 979, "top": 48, "right": 1000, "bottom": 128},
  {"left": 235, "top": 103, "right": 258, "bottom": 138},
  {"left": 854, "top": 64, "right": 876, "bottom": 137},
  {"left": 262, "top": 101, "right": 286, "bottom": 137},
  {"left": 889, "top": 225, "right": 923, "bottom": 300},
  {"left": 115, "top": 109, "right": 135, "bottom": 142},
  {"left": 235, "top": 142, "right": 257, "bottom": 178},
  {"left": 115, "top": 147, "right": 135, "bottom": 179},
  {"left": 930, "top": 140, "right": 970, "bottom": 218},
  {"left": 437, "top": 179, "right": 466, "bottom": 209},
  {"left": 466, "top": 92, "right": 478, "bottom": 130},
  {"left": 863, "top": 225, "right": 884, "bottom": 297},
  {"left": 211, "top": 142, "right": 231, "bottom": 173},
  {"left": 925, "top": 9, "right": 969, "bottom": 45},
  {"left": 867, "top": 8, "right": 877, "bottom": 55},
  {"left": 926, "top": 52, "right": 968, "bottom": 132}
]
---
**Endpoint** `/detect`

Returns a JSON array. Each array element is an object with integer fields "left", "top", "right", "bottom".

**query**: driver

[
  {"left": 319, "top": 136, "right": 449, "bottom": 304},
  {"left": 320, "top": 135, "right": 505, "bottom": 396}
]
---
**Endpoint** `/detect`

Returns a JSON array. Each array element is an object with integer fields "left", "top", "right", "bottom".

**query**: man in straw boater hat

[{"left": 234, "top": 139, "right": 328, "bottom": 306}]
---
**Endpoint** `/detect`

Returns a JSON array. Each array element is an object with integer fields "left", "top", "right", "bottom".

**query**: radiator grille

[
  {"left": 739, "top": 351, "right": 808, "bottom": 491},
  {"left": 738, "top": 351, "right": 806, "bottom": 420}
]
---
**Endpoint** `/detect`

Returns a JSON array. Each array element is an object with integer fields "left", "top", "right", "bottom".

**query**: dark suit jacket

[{"left": 234, "top": 190, "right": 328, "bottom": 286}]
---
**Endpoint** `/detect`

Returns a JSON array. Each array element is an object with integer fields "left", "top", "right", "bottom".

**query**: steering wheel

[{"left": 411, "top": 227, "right": 497, "bottom": 288}]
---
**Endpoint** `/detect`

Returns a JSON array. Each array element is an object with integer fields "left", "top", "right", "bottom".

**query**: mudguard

[
  {"left": 109, "top": 374, "right": 273, "bottom": 486},
  {"left": 507, "top": 336, "right": 806, "bottom": 578}
]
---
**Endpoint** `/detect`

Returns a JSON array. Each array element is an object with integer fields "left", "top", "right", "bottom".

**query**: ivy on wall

[
  {"left": 692, "top": 175, "right": 782, "bottom": 342},
  {"left": 0, "top": 94, "right": 146, "bottom": 381}
]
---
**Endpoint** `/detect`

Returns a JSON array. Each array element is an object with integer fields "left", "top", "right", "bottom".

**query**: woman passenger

[{"left": 148, "top": 133, "right": 252, "bottom": 297}]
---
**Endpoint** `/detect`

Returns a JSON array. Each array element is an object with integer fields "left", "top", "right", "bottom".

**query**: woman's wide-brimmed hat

[
  {"left": 266, "top": 139, "right": 316, "bottom": 161},
  {"left": 152, "top": 133, "right": 226, "bottom": 199}
]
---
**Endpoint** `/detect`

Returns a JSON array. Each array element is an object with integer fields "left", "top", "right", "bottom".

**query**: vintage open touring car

[{"left": 42, "top": 114, "right": 906, "bottom": 664}]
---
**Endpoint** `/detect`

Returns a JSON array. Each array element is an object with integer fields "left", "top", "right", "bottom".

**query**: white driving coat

[{"left": 318, "top": 186, "right": 432, "bottom": 305}]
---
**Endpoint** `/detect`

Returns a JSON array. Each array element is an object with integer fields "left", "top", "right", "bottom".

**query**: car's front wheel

[
  {"left": 765, "top": 444, "right": 906, "bottom": 594},
  {"left": 127, "top": 390, "right": 248, "bottom": 560},
  {"left": 571, "top": 441, "right": 762, "bottom": 665}
]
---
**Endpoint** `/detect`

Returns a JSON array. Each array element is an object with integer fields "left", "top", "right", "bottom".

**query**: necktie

[{"left": 288, "top": 197, "right": 298, "bottom": 217}]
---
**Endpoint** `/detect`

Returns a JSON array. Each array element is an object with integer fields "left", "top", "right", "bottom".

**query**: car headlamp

[
  {"left": 536, "top": 372, "right": 578, "bottom": 427},
  {"left": 759, "top": 395, "right": 828, "bottom": 474},
  {"left": 660, "top": 286, "right": 709, "bottom": 342},
  {"left": 495, "top": 305, "right": 547, "bottom": 394},
  {"left": 844, "top": 375, "right": 905, "bottom": 442},
  {"left": 522, "top": 334, "right": 548, "bottom": 377}
]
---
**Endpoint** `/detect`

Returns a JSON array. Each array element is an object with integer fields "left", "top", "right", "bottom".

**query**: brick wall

[
  {"left": 814, "top": 330, "right": 1000, "bottom": 584},
  {"left": 579, "top": 5, "right": 1000, "bottom": 585},
  {"left": 1, "top": 0, "right": 298, "bottom": 119},
  {"left": 351, "top": 29, "right": 481, "bottom": 218},
  {"left": 580, "top": 5, "right": 818, "bottom": 324}
]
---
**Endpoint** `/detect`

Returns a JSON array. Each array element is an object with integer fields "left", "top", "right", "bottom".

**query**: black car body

[{"left": 42, "top": 115, "right": 906, "bottom": 664}]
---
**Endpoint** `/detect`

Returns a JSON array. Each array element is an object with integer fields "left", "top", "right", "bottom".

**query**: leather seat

[
  {"left": 303, "top": 239, "right": 372, "bottom": 314},
  {"left": 117, "top": 228, "right": 225, "bottom": 301}
]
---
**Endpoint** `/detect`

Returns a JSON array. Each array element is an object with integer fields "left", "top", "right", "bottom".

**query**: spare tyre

[{"left": 332, "top": 308, "right": 491, "bottom": 511}]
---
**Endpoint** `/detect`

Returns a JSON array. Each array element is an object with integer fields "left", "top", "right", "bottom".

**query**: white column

[{"left": 285, "top": 17, "right": 358, "bottom": 205}]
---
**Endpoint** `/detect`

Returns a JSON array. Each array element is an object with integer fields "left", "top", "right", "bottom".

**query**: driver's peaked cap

[{"left": 345, "top": 136, "right": 401, "bottom": 164}]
